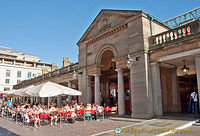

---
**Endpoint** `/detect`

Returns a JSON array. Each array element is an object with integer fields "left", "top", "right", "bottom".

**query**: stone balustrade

[
  {"left": 14, "top": 63, "right": 79, "bottom": 89},
  {"left": 149, "top": 19, "right": 200, "bottom": 49}
]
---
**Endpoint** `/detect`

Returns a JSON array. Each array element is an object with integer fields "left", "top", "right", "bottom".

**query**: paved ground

[
  {"left": 0, "top": 126, "right": 19, "bottom": 136},
  {"left": 0, "top": 116, "right": 199, "bottom": 136}
]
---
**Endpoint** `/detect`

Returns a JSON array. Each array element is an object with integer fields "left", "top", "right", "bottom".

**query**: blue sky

[{"left": 0, "top": 0, "right": 198, "bottom": 67}]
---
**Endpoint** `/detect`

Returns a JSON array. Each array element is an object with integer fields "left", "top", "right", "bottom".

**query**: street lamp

[
  {"left": 126, "top": 54, "right": 140, "bottom": 68},
  {"left": 73, "top": 70, "right": 77, "bottom": 79}
]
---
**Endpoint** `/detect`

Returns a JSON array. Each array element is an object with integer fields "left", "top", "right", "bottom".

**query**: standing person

[
  {"left": 7, "top": 99, "right": 12, "bottom": 108},
  {"left": 186, "top": 91, "right": 192, "bottom": 113},
  {"left": 191, "top": 90, "right": 198, "bottom": 114}
]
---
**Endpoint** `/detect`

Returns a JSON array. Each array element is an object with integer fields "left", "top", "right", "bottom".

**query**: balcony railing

[
  {"left": 149, "top": 19, "right": 200, "bottom": 49},
  {"left": 14, "top": 62, "right": 79, "bottom": 89}
]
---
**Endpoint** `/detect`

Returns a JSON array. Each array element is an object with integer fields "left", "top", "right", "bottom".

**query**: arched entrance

[
  {"left": 92, "top": 48, "right": 131, "bottom": 115},
  {"left": 99, "top": 50, "right": 117, "bottom": 107}
]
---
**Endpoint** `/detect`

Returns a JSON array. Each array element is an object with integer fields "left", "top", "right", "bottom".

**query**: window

[
  {"left": 27, "top": 72, "right": 31, "bottom": 78},
  {"left": 17, "top": 80, "right": 21, "bottom": 84},
  {"left": 17, "top": 71, "right": 21, "bottom": 78},
  {"left": 6, "top": 70, "right": 11, "bottom": 77},
  {"left": 5, "top": 79, "right": 10, "bottom": 84}
]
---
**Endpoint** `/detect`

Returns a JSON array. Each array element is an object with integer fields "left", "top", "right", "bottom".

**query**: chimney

[
  {"left": 63, "top": 57, "right": 70, "bottom": 67},
  {"left": 52, "top": 63, "right": 58, "bottom": 71},
  {"left": 42, "top": 67, "right": 49, "bottom": 74}
]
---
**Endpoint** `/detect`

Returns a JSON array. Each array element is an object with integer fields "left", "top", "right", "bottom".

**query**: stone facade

[
  {"left": 77, "top": 10, "right": 170, "bottom": 118},
  {"left": 14, "top": 9, "right": 200, "bottom": 119}
]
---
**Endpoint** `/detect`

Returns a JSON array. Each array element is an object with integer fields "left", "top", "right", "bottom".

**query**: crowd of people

[{"left": 0, "top": 99, "right": 111, "bottom": 128}]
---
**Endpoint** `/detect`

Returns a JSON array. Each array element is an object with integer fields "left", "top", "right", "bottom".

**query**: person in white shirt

[{"left": 191, "top": 90, "right": 198, "bottom": 114}]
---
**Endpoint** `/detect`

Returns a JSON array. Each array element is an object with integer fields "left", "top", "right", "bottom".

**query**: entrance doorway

[
  {"left": 161, "top": 66, "right": 199, "bottom": 114},
  {"left": 178, "top": 75, "right": 198, "bottom": 113}
]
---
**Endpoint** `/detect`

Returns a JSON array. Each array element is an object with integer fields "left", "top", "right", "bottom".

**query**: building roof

[{"left": 0, "top": 46, "right": 40, "bottom": 61}]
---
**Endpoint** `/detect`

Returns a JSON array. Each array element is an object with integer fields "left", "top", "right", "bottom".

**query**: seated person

[
  {"left": 49, "top": 105, "right": 57, "bottom": 126},
  {"left": 85, "top": 104, "right": 91, "bottom": 120}
]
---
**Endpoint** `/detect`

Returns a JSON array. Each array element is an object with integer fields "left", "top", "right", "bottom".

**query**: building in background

[{"left": 0, "top": 46, "right": 53, "bottom": 91}]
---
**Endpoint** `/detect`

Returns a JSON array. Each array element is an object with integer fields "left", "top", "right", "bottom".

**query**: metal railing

[{"left": 14, "top": 63, "right": 79, "bottom": 89}]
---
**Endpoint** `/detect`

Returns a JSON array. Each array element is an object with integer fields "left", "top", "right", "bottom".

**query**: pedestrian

[
  {"left": 191, "top": 90, "right": 198, "bottom": 114},
  {"left": 186, "top": 90, "right": 192, "bottom": 113}
]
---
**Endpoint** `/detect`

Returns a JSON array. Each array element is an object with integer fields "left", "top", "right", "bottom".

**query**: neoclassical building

[{"left": 14, "top": 8, "right": 200, "bottom": 119}]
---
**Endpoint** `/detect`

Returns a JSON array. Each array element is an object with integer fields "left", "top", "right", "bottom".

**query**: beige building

[{"left": 15, "top": 8, "right": 200, "bottom": 119}]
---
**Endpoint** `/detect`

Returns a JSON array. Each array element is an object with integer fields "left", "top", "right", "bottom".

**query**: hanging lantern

[{"left": 181, "top": 60, "right": 190, "bottom": 75}]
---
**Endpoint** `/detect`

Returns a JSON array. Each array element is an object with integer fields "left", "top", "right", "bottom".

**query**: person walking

[{"left": 191, "top": 90, "right": 198, "bottom": 114}]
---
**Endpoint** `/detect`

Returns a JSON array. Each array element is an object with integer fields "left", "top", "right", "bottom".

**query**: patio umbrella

[
  {"left": 1, "top": 89, "right": 17, "bottom": 96},
  {"left": 24, "top": 81, "right": 82, "bottom": 97},
  {"left": 13, "top": 85, "right": 35, "bottom": 96}
]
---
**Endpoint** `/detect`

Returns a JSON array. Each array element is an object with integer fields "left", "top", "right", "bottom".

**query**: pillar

[
  {"left": 68, "top": 81, "right": 72, "bottom": 101},
  {"left": 87, "top": 75, "right": 92, "bottom": 104},
  {"left": 36, "top": 97, "right": 39, "bottom": 103},
  {"left": 106, "top": 79, "right": 109, "bottom": 105},
  {"left": 115, "top": 68, "right": 125, "bottom": 115},
  {"left": 171, "top": 68, "right": 180, "bottom": 112},
  {"left": 151, "top": 62, "right": 163, "bottom": 116},
  {"left": 94, "top": 74, "right": 101, "bottom": 105},
  {"left": 195, "top": 56, "right": 200, "bottom": 111},
  {"left": 41, "top": 97, "right": 45, "bottom": 104},
  {"left": 57, "top": 96, "right": 62, "bottom": 106}
]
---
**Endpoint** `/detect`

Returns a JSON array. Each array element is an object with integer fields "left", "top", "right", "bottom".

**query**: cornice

[{"left": 86, "top": 23, "right": 128, "bottom": 46}]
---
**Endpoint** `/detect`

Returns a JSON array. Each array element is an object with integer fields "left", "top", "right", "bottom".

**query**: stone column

[
  {"left": 41, "top": 97, "right": 45, "bottom": 104},
  {"left": 57, "top": 96, "right": 62, "bottom": 106},
  {"left": 94, "top": 74, "right": 101, "bottom": 105},
  {"left": 106, "top": 79, "right": 109, "bottom": 105},
  {"left": 36, "top": 97, "right": 39, "bottom": 103},
  {"left": 195, "top": 56, "right": 200, "bottom": 110},
  {"left": 31, "top": 97, "right": 33, "bottom": 104},
  {"left": 115, "top": 68, "right": 125, "bottom": 115},
  {"left": 171, "top": 68, "right": 179, "bottom": 112},
  {"left": 68, "top": 81, "right": 72, "bottom": 101},
  {"left": 151, "top": 62, "right": 163, "bottom": 116},
  {"left": 87, "top": 75, "right": 92, "bottom": 104}
]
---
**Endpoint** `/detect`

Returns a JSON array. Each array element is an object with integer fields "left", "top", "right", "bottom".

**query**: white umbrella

[
  {"left": 24, "top": 81, "right": 82, "bottom": 97},
  {"left": 2, "top": 89, "right": 16, "bottom": 95},
  {"left": 13, "top": 85, "right": 35, "bottom": 96}
]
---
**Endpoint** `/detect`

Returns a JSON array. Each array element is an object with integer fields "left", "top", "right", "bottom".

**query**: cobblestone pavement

[
  {"left": 91, "top": 118, "right": 196, "bottom": 136},
  {"left": 0, "top": 126, "right": 19, "bottom": 136},
  {"left": 0, "top": 117, "right": 198, "bottom": 136},
  {"left": 0, "top": 117, "right": 135, "bottom": 136}
]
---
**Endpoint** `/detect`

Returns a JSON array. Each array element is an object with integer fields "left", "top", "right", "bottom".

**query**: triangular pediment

[{"left": 78, "top": 9, "right": 142, "bottom": 45}]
